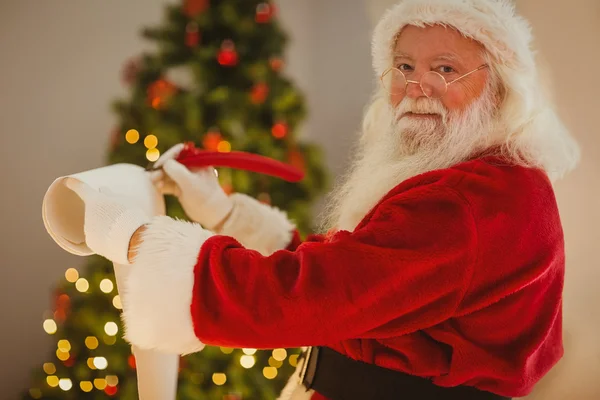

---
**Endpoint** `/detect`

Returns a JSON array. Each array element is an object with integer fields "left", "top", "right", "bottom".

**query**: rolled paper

[{"left": 42, "top": 163, "right": 178, "bottom": 400}]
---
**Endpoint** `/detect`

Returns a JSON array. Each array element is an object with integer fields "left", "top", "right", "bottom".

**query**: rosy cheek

[
  {"left": 442, "top": 90, "right": 474, "bottom": 112},
  {"left": 390, "top": 92, "right": 404, "bottom": 108}
]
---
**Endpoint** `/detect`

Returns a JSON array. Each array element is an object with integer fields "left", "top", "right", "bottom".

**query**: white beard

[{"left": 319, "top": 86, "right": 498, "bottom": 233}]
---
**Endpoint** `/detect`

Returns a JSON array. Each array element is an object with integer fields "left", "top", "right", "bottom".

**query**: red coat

[{"left": 124, "top": 156, "right": 565, "bottom": 399}]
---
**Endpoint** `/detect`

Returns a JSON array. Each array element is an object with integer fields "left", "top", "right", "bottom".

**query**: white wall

[{"left": 0, "top": 0, "right": 598, "bottom": 398}]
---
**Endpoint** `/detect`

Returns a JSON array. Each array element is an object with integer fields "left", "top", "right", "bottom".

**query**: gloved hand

[
  {"left": 65, "top": 178, "right": 150, "bottom": 265},
  {"left": 149, "top": 143, "right": 233, "bottom": 230}
]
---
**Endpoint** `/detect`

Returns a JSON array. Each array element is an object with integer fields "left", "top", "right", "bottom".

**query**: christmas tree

[{"left": 23, "top": 0, "right": 328, "bottom": 398}]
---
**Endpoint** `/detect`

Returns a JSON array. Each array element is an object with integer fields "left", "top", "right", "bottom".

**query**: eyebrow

[{"left": 392, "top": 52, "right": 464, "bottom": 64}]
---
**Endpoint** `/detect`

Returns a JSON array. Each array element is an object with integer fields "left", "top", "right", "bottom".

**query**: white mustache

[{"left": 394, "top": 98, "right": 448, "bottom": 120}]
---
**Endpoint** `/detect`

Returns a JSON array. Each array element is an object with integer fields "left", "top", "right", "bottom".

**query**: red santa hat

[{"left": 370, "top": 0, "right": 580, "bottom": 181}]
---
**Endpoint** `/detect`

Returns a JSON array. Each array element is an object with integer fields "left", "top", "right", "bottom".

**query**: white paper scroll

[{"left": 42, "top": 163, "right": 178, "bottom": 400}]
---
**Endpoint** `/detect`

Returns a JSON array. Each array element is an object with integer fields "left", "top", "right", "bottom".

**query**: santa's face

[
  {"left": 390, "top": 25, "right": 491, "bottom": 153},
  {"left": 319, "top": 25, "right": 500, "bottom": 233}
]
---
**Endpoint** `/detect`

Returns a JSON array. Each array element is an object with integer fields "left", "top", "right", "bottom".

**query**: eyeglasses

[{"left": 380, "top": 64, "right": 488, "bottom": 99}]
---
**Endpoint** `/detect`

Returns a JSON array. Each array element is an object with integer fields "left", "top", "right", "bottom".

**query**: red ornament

[
  {"left": 185, "top": 22, "right": 201, "bottom": 47},
  {"left": 183, "top": 0, "right": 209, "bottom": 17},
  {"left": 271, "top": 122, "right": 288, "bottom": 139},
  {"left": 53, "top": 293, "right": 71, "bottom": 322},
  {"left": 288, "top": 148, "right": 306, "bottom": 172},
  {"left": 54, "top": 310, "right": 67, "bottom": 323},
  {"left": 202, "top": 130, "right": 222, "bottom": 151},
  {"left": 128, "top": 354, "right": 136, "bottom": 369},
  {"left": 63, "top": 355, "right": 76, "bottom": 367},
  {"left": 269, "top": 56, "right": 284, "bottom": 72},
  {"left": 121, "top": 56, "right": 142, "bottom": 86},
  {"left": 147, "top": 79, "right": 177, "bottom": 109},
  {"left": 250, "top": 82, "right": 269, "bottom": 104},
  {"left": 255, "top": 3, "right": 273, "bottom": 23},
  {"left": 217, "top": 40, "right": 238, "bottom": 67},
  {"left": 104, "top": 385, "right": 118, "bottom": 396}
]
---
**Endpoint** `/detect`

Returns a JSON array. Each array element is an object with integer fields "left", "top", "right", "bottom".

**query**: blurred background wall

[{"left": 0, "top": 0, "right": 597, "bottom": 398}]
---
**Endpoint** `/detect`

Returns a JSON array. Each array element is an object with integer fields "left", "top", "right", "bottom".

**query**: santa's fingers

[
  {"left": 154, "top": 143, "right": 184, "bottom": 168},
  {"left": 148, "top": 169, "right": 180, "bottom": 196}
]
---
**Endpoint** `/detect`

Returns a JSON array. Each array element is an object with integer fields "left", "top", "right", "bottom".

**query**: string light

[
  {"left": 217, "top": 140, "right": 231, "bottom": 152},
  {"left": 242, "top": 348, "right": 257, "bottom": 355},
  {"left": 57, "top": 340, "right": 71, "bottom": 352},
  {"left": 43, "top": 319, "right": 57, "bottom": 334},
  {"left": 263, "top": 367, "right": 278, "bottom": 379},
  {"left": 28, "top": 388, "right": 42, "bottom": 399},
  {"left": 146, "top": 148, "right": 160, "bottom": 162},
  {"left": 212, "top": 373, "right": 227, "bottom": 386},
  {"left": 112, "top": 295, "right": 122, "bottom": 309},
  {"left": 268, "top": 357, "right": 283, "bottom": 368},
  {"left": 103, "top": 335, "right": 117, "bottom": 345},
  {"left": 125, "top": 129, "right": 140, "bottom": 144},
  {"left": 289, "top": 354, "right": 299, "bottom": 367},
  {"left": 87, "top": 358, "right": 96, "bottom": 370},
  {"left": 85, "top": 336, "right": 99, "bottom": 350},
  {"left": 93, "top": 357, "right": 108, "bottom": 370},
  {"left": 56, "top": 349, "right": 69, "bottom": 361},
  {"left": 144, "top": 134, "right": 158, "bottom": 149},
  {"left": 94, "top": 378, "right": 107, "bottom": 390},
  {"left": 104, "top": 322, "right": 118, "bottom": 336},
  {"left": 99, "top": 279, "right": 114, "bottom": 293},
  {"left": 272, "top": 348, "right": 287, "bottom": 361},
  {"left": 43, "top": 363, "right": 56, "bottom": 375},
  {"left": 75, "top": 278, "right": 89, "bottom": 293},
  {"left": 220, "top": 347, "right": 233, "bottom": 354},
  {"left": 64, "top": 268, "right": 79, "bottom": 283},
  {"left": 46, "top": 376, "right": 59, "bottom": 387},
  {"left": 80, "top": 381, "right": 93, "bottom": 392},
  {"left": 106, "top": 375, "right": 119, "bottom": 386},
  {"left": 240, "top": 355, "right": 255, "bottom": 369},
  {"left": 58, "top": 378, "right": 72, "bottom": 391}
]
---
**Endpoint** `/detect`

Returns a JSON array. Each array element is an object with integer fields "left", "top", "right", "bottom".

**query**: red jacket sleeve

[
  {"left": 190, "top": 183, "right": 478, "bottom": 348},
  {"left": 284, "top": 230, "right": 326, "bottom": 252}
]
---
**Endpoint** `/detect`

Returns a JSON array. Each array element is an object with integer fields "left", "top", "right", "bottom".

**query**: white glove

[
  {"left": 65, "top": 178, "right": 150, "bottom": 265},
  {"left": 150, "top": 144, "right": 233, "bottom": 230}
]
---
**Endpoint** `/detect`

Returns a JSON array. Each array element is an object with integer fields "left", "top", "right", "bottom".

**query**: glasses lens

[
  {"left": 382, "top": 68, "right": 407, "bottom": 95},
  {"left": 421, "top": 72, "right": 447, "bottom": 99}
]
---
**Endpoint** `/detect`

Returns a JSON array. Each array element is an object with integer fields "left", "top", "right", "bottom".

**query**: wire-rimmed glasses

[{"left": 380, "top": 65, "right": 488, "bottom": 99}]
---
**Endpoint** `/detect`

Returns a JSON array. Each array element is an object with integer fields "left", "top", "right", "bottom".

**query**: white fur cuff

[
  {"left": 216, "top": 193, "right": 295, "bottom": 256},
  {"left": 121, "top": 216, "right": 212, "bottom": 355}
]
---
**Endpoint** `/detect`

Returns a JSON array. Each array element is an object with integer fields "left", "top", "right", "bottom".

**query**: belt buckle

[
  {"left": 298, "top": 346, "right": 321, "bottom": 390},
  {"left": 298, "top": 346, "right": 313, "bottom": 385}
]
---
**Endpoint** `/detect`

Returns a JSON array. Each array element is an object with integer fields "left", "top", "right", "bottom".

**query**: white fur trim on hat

[{"left": 372, "top": 0, "right": 534, "bottom": 77}]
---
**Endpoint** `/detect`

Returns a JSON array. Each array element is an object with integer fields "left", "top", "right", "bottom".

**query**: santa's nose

[{"left": 405, "top": 80, "right": 426, "bottom": 99}]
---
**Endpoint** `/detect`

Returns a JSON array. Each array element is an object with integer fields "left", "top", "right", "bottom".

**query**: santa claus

[{"left": 66, "top": 0, "right": 580, "bottom": 399}]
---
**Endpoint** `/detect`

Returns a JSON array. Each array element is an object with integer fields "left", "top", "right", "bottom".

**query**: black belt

[{"left": 299, "top": 346, "right": 512, "bottom": 400}]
